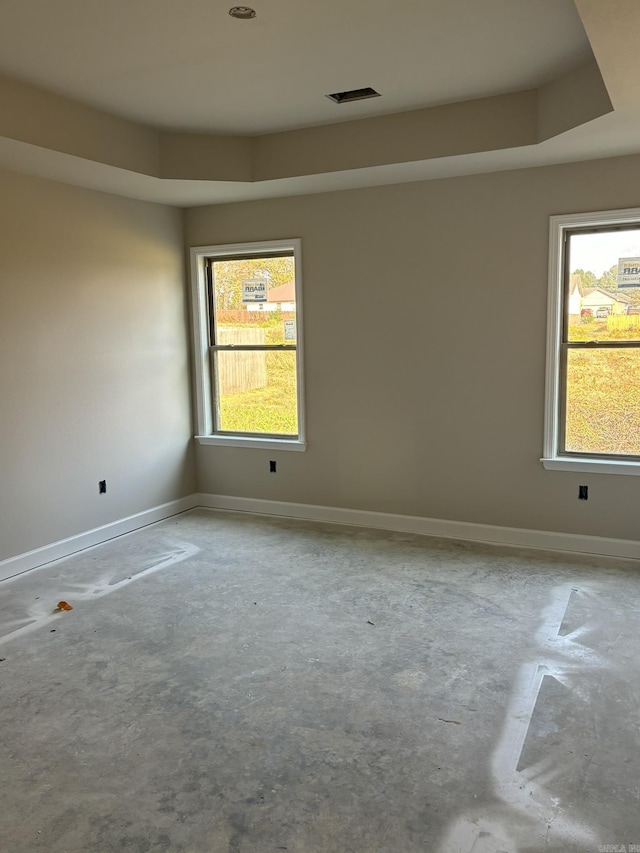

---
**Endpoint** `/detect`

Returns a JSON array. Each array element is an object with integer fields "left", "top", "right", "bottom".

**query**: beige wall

[
  {"left": 0, "top": 170, "right": 195, "bottom": 562},
  {"left": 186, "top": 154, "right": 640, "bottom": 541},
  {"left": 4, "top": 152, "right": 639, "bottom": 561}
]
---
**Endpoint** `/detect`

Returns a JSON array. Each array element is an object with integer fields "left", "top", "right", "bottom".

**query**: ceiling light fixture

[{"left": 229, "top": 6, "right": 256, "bottom": 19}]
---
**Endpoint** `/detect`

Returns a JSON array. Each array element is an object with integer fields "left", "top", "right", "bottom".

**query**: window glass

[
  {"left": 567, "top": 228, "right": 640, "bottom": 343},
  {"left": 207, "top": 250, "right": 300, "bottom": 438},
  {"left": 211, "top": 255, "right": 296, "bottom": 347},
  {"left": 214, "top": 350, "right": 298, "bottom": 435},
  {"left": 565, "top": 349, "right": 640, "bottom": 455},
  {"left": 559, "top": 223, "right": 640, "bottom": 458}
]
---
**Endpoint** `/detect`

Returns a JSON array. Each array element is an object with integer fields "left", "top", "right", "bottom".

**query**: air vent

[{"left": 325, "top": 87, "right": 381, "bottom": 104}]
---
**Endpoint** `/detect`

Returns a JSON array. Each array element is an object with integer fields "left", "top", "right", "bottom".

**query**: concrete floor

[{"left": 1, "top": 510, "right": 639, "bottom": 852}]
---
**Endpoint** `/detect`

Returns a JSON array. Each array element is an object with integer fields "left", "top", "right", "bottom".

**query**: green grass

[
  {"left": 566, "top": 317, "right": 640, "bottom": 454},
  {"left": 216, "top": 317, "right": 298, "bottom": 435},
  {"left": 218, "top": 349, "right": 298, "bottom": 435},
  {"left": 566, "top": 348, "right": 640, "bottom": 454}
]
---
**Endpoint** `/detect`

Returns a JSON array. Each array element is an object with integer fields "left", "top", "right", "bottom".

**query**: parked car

[
  {"left": 580, "top": 308, "right": 593, "bottom": 317},
  {"left": 595, "top": 306, "right": 610, "bottom": 318}
]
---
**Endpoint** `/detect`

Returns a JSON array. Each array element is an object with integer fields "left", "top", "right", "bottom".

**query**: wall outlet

[
  {"left": 578, "top": 485, "right": 588, "bottom": 500},
  {"left": 99, "top": 480, "right": 107, "bottom": 494},
  {"left": 269, "top": 461, "right": 276, "bottom": 473}
]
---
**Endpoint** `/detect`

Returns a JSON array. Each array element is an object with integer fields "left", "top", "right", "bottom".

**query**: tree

[
  {"left": 625, "top": 287, "right": 640, "bottom": 307},
  {"left": 597, "top": 264, "right": 618, "bottom": 291},
  {"left": 572, "top": 268, "right": 597, "bottom": 289},
  {"left": 212, "top": 256, "right": 295, "bottom": 310}
]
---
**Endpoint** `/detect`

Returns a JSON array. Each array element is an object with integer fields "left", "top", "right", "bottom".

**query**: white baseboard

[
  {"left": 196, "top": 493, "right": 640, "bottom": 561},
  {"left": 0, "top": 495, "right": 199, "bottom": 582},
  {"left": 4, "top": 491, "right": 638, "bottom": 582}
]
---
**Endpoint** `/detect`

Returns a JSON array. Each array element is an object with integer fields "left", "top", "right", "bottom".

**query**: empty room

[{"left": 2, "top": 1, "right": 640, "bottom": 851}]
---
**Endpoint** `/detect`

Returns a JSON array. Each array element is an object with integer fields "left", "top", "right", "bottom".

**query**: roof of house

[
  {"left": 569, "top": 274, "right": 585, "bottom": 296},
  {"left": 582, "top": 286, "right": 632, "bottom": 303},
  {"left": 267, "top": 282, "right": 295, "bottom": 303}
]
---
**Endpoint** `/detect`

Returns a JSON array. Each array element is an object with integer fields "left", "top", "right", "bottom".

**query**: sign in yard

[
  {"left": 617, "top": 257, "right": 640, "bottom": 287},
  {"left": 242, "top": 279, "right": 267, "bottom": 302},
  {"left": 284, "top": 319, "right": 296, "bottom": 341}
]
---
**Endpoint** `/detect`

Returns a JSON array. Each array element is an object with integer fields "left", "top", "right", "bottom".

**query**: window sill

[
  {"left": 541, "top": 457, "right": 640, "bottom": 476},
  {"left": 196, "top": 435, "right": 307, "bottom": 451}
]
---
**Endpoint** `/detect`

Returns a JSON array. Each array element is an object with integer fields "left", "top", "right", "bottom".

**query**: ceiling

[
  {"left": 0, "top": 0, "right": 591, "bottom": 134},
  {"left": 0, "top": 0, "right": 638, "bottom": 206}
]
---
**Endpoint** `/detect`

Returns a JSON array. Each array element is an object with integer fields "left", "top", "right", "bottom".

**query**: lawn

[
  {"left": 218, "top": 350, "right": 298, "bottom": 435},
  {"left": 217, "top": 318, "right": 298, "bottom": 435},
  {"left": 566, "top": 315, "right": 640, "bottom": 454}
]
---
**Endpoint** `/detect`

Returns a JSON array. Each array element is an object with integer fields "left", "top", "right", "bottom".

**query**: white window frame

[
  {"left": 542, "top": 207, "right": 640, "bottom": 476},
  {"left": 189, "top": 239, "right": 306, "bottom": 451}
]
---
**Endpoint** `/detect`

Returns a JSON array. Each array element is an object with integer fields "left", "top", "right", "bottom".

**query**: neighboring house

[
  {"left": 580, "top": 286, "right": 631, "bottom": 315},
  {"left": 246, "top": 281, "right": 296, "bottom": 312},
  {"left": 569, "top": 275, "right": 631, "bottom": 315}
]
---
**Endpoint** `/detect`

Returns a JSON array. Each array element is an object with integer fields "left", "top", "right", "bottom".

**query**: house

[
  {"left": 570, "top": 276, "right": 632, "bottom": 316},
  {"left": 580, "top": 286, "right": 631, "bottom": 315},
  {"left": 2, "top": 2, "right": 640, "bottom": 849},
  {"left": 266, "top": 281, "right": 296, "bottom": 312},
  {"left": 246, "top": 280, "right": 296, "bottom": 312}
]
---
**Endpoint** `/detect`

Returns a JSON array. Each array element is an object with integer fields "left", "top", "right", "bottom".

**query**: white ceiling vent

[{"left": 326, "top": 87, "right": 381, "bottom": 104}]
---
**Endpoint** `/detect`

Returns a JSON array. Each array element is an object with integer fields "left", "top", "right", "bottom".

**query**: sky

[{"left": 569, "top": 228, "right": 640, "bottom": 276}]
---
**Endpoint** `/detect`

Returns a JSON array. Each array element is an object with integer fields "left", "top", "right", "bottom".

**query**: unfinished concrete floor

[{"left": 1, "top": 509, "right": 639, "bottom": 852}]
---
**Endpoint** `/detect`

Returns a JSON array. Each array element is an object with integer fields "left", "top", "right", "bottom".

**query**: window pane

[
  {"left": 565, "top": 348, "right": 640, "bottom": 455},
  {"left": 212, "top": 256, "right": 296, "bottom": 345},
  {"left": 215, "top": 349, "right": 298, "bottom": 435},
  {"left": 567, "top": 228, "right": 640, "bottom": 342}
]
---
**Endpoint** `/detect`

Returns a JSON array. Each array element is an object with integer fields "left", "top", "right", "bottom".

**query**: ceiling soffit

[
  {"left": 2, "top": 0, "right": 639, "bottom": 205},
  {"left": 0, "top": 58, "right": 612, "bottom": 186}
]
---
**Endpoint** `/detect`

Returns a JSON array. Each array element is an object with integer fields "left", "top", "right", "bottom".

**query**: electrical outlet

[
  {"left": 269, "top": 461, "right": 276, "bottom": 473},
  {"left": 578, "top": 485, "right": 588, "bottom": 500},
  {"left": 99, "top": 480, "right": 107, "bottom": 494}
]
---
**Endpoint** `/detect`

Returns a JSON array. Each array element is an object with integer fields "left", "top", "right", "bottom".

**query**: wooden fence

[
  {"left": 607, "top": 314, "right": 640, "bottom": 332},
  {"left": 217, "top": 327, "right": 267, "bottom": 395}
]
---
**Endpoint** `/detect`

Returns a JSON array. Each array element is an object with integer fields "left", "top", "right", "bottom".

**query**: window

[
  {"left": 190, "top": 239, "right": 306, "bottom": 450},
  {"left": 543, "top": 208, "right": 640, "bottom": 474}
]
